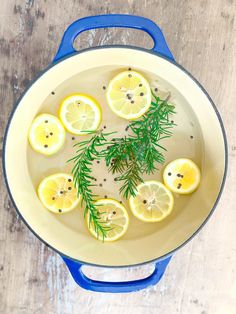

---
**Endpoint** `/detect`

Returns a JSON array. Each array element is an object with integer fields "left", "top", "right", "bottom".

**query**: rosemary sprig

[
  {"left": 68, "top": 130, "right": 113, "bottom": 239},
  {"left": 116, "top": 155, "right": 143, "bottom": 199},
  {"left": 68, "top": 91, "right": 176, "bottom": 238},
  {"left": 105, "top": 93, "right": 176, "bottom": 198},
  {"left": 129, "top": 92, "right": 175, "bottom": 173}
]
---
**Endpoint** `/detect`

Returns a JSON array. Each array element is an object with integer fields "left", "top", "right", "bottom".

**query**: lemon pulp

[
  {"left": 59, "top": 94, "right": 102, "bottom": 135},
  {"left": 163, "top": 158, "right": 201, "bottom": 194},
  {"left": 106, "top": 70, "right": 151, "bottom": 120},
  {"left": 28, "top": 113, "right": 65, "bottom": 155},
  {"left": 87, "top": 198, "right": 129, "bottom": 241},
  {"left": 38, "top": 173, "right": 80, "bottom": 213},
  {"left": 129, "top": 180, "right": 174, "bottom": 222}
]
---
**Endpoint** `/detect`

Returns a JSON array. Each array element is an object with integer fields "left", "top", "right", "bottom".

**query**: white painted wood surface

[{"left": 0, "top": 0, "right": 236, "bottom": 313}]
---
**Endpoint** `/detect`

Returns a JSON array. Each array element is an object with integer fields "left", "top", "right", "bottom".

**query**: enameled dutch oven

[{"left": 3, "top": 14, "right": 228, "bottom": 293}]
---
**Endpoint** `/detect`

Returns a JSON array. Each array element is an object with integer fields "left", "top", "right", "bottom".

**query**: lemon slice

[
  {"left": 163, "top": 158, "right": 201, "bottom": 194},
  {"left": 38, "top": 173, "right": 80, "bottom": 213},
  {"left": 29, "top": 113, "right": 66, "bottom": 155},
  {"left": 106, "top": 70, "right": 151, "bottom": 120},
  {"left": 87, "top": 198, "right": 129, "bottom": 242},
  {"left": 59, "top": 94, "right": 102, "bottom": 135},
  {"left": 129, "top": 181, "right": 174, "bottom": 222}
]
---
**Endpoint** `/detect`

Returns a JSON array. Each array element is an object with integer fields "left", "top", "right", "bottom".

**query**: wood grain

[{"left": 0, "top": 0, "right": 236, "bottom": 313}]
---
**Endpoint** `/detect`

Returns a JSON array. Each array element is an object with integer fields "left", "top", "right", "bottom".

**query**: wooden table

[{"left": 1, "top": 1, "right": 236, "bottom": 313}]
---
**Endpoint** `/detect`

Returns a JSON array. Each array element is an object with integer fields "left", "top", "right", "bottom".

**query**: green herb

[
  {"left": 104, "top": 137, "right": 143, "bottom": 198},
  {"left": 105, "top": 93, "right": 175, "bottom": 198},
  {"left": 68, "top": 91, "right": 176, "bottom": 238},
  {"left": 68, "top": 130, "right": 113, "bottom": 239}
]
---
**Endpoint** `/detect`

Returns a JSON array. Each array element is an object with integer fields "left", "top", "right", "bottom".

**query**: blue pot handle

[
  {"left": 62, "top": 255, "right": 171, "bottom": 293},
  {"left": 53, "top": 14, "right": 174, "bottom": 62}
]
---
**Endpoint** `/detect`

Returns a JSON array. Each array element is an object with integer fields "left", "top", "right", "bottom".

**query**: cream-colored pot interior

[{"left": 4, "top": 48, "right": 226, "bottom": 266}]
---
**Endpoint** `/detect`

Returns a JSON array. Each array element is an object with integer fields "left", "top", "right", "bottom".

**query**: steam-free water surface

[{"left": 27, "top": 65, "right": 203, "bottom": 241}]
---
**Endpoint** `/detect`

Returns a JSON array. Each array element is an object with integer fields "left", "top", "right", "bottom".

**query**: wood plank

[{"left": 0, "top": 0, "right": 235, "bottom": 313}]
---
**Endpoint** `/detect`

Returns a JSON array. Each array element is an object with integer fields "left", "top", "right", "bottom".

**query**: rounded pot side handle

[
  {"left": 53, "top": 14, "right": 174, "bottom": 62},
  {"left": 61, "top": 255, "right": 172, "bottom": 293}
]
